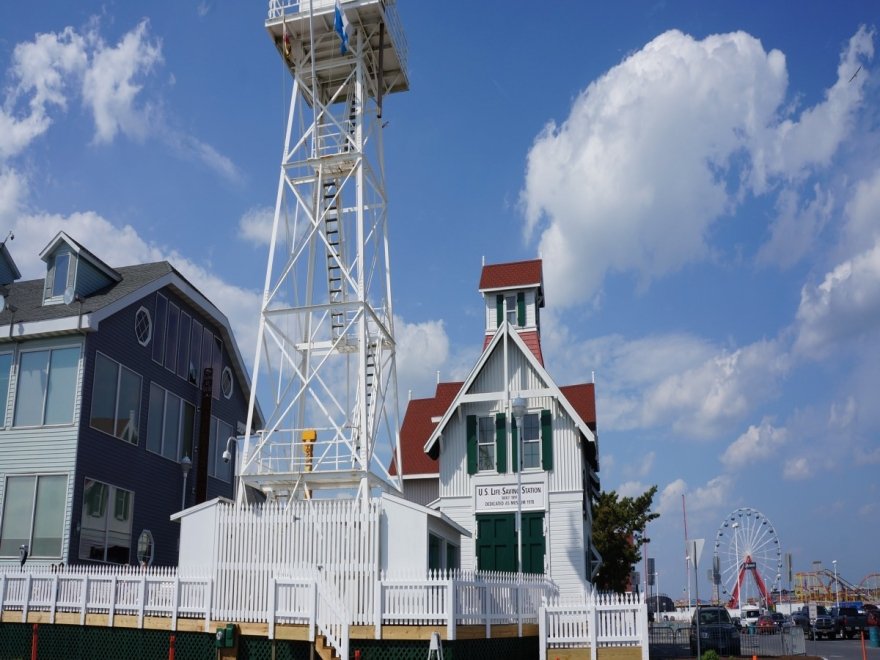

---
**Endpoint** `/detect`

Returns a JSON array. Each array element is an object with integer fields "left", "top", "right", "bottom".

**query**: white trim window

[
  {"left": 79, "top": 478, "right": 133, "bottom": 564},
  {"left": 521, "top": 412, "right": 541, "bottom": 469},
  {"left": 90, "top": 352, "right": 142, "bottom": 444},
  {"left": 477, "top": 416, "right": 495, "bottom": 472},
  {"left": 220, "top": 366, "right": 233, "bottom": 399},
  {"left": 134, "top": 306, "right": 152, "bottom": 347},
  {"left": 0, "top": 474, "right": 68, "bottom": 558},
  {"left": 146, "top": 383, "right": 195, "bottom": 462},
  {"left": 13, "top": 346, "right": 80, "bottom": 427}
]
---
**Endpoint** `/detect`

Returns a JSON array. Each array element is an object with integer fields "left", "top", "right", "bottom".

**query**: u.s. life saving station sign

[{"left": 475, "top": 480, "right": 546, "bottom": 513}]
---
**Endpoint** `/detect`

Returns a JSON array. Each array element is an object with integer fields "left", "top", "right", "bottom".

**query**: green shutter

[
  {"left": 496, "top": 294, "right": 503, "bottom": 327},
  {"left": 495, "top": 413, "right": 507, "bottom": 473},
  {"left": 517, "top": 291, "right": 526, "bottom": 327},
  {"left": 466, "top": 415, "right": 477, "bottom": 475},
  {"left": 511, "top": 416, "right": 519, "bottom": 473},
  {"left": 541, "top": 409, "right": 553, "bottom": 470}
]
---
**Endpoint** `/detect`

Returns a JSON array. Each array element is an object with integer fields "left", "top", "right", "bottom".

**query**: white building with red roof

[{"left": 396, "top": 258, "right": 602, "bottom": 597}]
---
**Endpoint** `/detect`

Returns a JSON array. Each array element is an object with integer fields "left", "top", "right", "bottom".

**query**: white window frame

[
  {"left": 520, "top": 411, "right": 541, "bottom": 470},
  {"left": 12, "top": 344, "right": 81, "bottom": 428},
  {"left": 477, "top": 416, "right": 495, "bottom": 472},
  {"left": 0, "top": 473, "right": 68, "bottom": 559},
  {"left": 134, "top": 306, "right": 152, "bottom": 347},
  {"left": 146, "top": 383, "right": 195, "bottom": 463}
]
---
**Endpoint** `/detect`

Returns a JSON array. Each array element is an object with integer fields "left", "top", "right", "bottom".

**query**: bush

[{"left": 701, "top": 650, "right": 720, "bottom": 660}]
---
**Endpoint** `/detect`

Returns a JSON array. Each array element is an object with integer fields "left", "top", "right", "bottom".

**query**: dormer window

[
  {"left": 505, "top": 295, "right": 517, "bottom": 327},
  {"left": 52, "top": 253, "right": 70, "bottom": 298}
]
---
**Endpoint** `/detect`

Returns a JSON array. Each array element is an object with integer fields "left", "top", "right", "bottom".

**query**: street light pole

[
  {"left": 832, "top": 560, "right": 839, "bottom": 608},
  {"left": 512, "top": 396, "right": 526, "bottom": 575},
  {"left": 180, "top": 455, "right": 192, "bottom": 510}
]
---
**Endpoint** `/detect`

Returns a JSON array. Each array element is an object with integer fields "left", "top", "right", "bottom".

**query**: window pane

[
  {"left": 0, "top": 353, "right": 13, "bottom": 425},
  {"left": 116, "top": 366, "right": 141, "bottom": 444},
  {"left": 180, "top": 402, "right": 195, "bottom": 460},
  {"left": 90, "top": 353, "right": 118, "bottom": 436},
  {"left": 152, "top": 295, "right": 167, "bottom": 364},
  {"left": 52, "top": 253, "right": 70, "bottom": 297},
  {"left": 79, "top": 479, "right": 108, "bottom": 561},
  {"left": 45, "top": 347, "right": 79, "bottom": 425},
  {"left": 188, "top": 320, "right": 202, "bottom": 386},
  {"left": 212, "top": 336, "right": 222, "bottom": 399},
  {"left": 14, "top": 351, "right": 48, "bottom": 426},
  {"left": 32, "top": 475, "right": 67, "bottom": 557},
  {"left": 106, "top": 486, "right": 132, "bottom": 564},
  {"left": 165, "top": 304, "right": 179, "bottom": 373},
  {"left": 146, "top": 384, "right": 165, "bottom": 454},
  {"left": 162, "top": 393, "right": 180, "bottom": 460},
  {"left": 0, "top": 476, "right": 35, "bottom": 556},
  {"left": 177, "top": 313, "right": 191, "bottom": 380},
  {"left": 201, "top": 326, "right": 213, "bottom": 389}
]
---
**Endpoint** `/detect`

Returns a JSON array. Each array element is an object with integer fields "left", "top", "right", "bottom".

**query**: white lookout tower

[{"left": 238, "top": 0, "right": 409, "bottom": 503}]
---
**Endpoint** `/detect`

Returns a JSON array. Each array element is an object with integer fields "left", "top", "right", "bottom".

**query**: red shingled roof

[
  {"left": 483, "top": 329, "right": 544, "bottom": 366},
  {"left": 560, "top": 383, "right": 597, "bottom": 431},
  {"left": 391, "top": 381, "right": 463, "bottom": 477},
  {"left": 479, "top": 259, "right": 543, "bottom": 291}
]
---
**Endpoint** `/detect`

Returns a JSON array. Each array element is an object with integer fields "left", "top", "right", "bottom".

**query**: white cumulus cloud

[
  {"left": 721, "top": 419, "right": 788, "bottom": 470},
  {"left": 238, "top": 206, "right": 276, "bottom": 246},
  {"left": 521, "top": 27, "right": 873, "bottom": 307},
  {"left": 394, "top": 317, "right": 451, "bottom": 401}
]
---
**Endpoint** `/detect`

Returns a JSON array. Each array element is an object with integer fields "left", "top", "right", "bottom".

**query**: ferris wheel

[{"left": 713, "top": 507, "right": 783, "bottom": 607}]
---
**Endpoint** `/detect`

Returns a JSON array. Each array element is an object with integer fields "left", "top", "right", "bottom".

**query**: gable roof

[
  {"left": 479, "top": 258, "right": 543, "bottom": 294},
  {"left": 0, "top": 260, "right": 263, "bottom": 428},
  {"left": 393, "top": 381, "right": 463, "bottom": 477},
  {"left": 40, "top": 231, "right": 122, "bottom": 283},
  {"left": 423, "top": 321, "right": 596, "bottom": 457}
]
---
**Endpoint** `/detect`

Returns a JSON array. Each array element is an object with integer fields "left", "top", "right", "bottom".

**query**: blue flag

[{"left": 334, "top": 1, "right": 351, "bottom": 54}]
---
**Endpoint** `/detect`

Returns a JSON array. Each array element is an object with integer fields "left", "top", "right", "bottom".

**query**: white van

[{"left": 742, "top": 606, "right": 761, "bottom": 627}]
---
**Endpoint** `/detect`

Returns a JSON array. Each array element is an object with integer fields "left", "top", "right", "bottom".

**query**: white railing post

[
  {"left": 22, "top": 572, "right": 32, "bottom": 623},
  {"left": 268, "top": 577, "right": 276, "bottom": 640},
  {"left": 483, "top": 578, "right": 490, "bottom": 638},
  {"left": 308, "top": 579, "right": 316, "bottom": 642},
  {"left": 108, "top": 574, "right": 117, "bottom": 627},
  {"left": 80, "top": 574, "right": 88, "bottom": 625},
  {"left": 49, "top": 575, "right": 58, "bottom": 624},
  {"left": 640, "top": 595, "right": 649, "bottom": 660},
  {"left": 0, "top": 573, "right": 6, "bottom": 612},
  {"left": 373, "top": 576, "right": 382, "bottom": 640},
  {"left": 517, "top": 577, "right": 522, "bottom": 637},
  {"left": 137, "top": 573, "right": 146, "bottom": 629},
  {"left": 589, "top": 591, "right": 598, "bottom": 660},
  {"left": 204, "top": 577, "right": 213, "bottom": 632},
  {"left": 539, "top": 598, "right": 547, "bottom": 660},
  {"left": 446, "top": 575, "right": 455, "bottom": 641},
  {"left": 171, "top": 574, "right": 180, "bottom": 631}
]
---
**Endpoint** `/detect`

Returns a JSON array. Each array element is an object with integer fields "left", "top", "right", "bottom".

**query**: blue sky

[{"left": 1, "top": 1, "right": 879, "bottom": 599}]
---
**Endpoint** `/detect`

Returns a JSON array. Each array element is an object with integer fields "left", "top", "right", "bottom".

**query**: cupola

[{"left": 478, "top": 258, "right": 545, "bottom": 364}]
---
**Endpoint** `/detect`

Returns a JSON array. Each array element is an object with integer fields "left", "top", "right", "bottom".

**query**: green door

[
  {"left": 521, "top": 512, "right": 546, "bottom": 574},
  {"left": 476, "top": 512, "right": 545, "bottom": 573},
  {"left": 476, "top": 514, "right": 516, "bottom": 572}
]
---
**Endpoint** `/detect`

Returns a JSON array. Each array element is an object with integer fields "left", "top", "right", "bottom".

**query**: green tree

[{"left": 592, "top": 486, "right": 659, "bottom": 592}]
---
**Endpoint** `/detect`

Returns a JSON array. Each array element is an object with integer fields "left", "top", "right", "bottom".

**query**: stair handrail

[{"left": 313, "top": 567, "right": 350, "bottom": 660}]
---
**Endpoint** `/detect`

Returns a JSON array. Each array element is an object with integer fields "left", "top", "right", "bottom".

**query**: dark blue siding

[{"left": 74, "top": 287, "right": 250, "bottom": 567}]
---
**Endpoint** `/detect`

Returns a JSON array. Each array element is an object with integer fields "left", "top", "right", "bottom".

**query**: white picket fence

[
  {"left": 540, "top": 589, "right": 649, "bottom": 660},
  {"left": 0, "top": 565, "right": 212, "bottom": 630},
  {"left": 1, "top": 565, "right": 647, "bottom": 660}
]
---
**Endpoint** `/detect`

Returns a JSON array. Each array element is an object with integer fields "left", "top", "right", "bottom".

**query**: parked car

[
  {"left": 865, "top": 605, "right": 880, "bottom": 628},
  {"left": 741, "top": 606, "right": 761, "bottom": 628},
  {"left": 757, "top": 615, "right": 777, "bottom": 634},
  {"left": 792, "top": 604, "right": 836, "bottom": 640},
  {"left": 690, "top": 606, "right": 742, "bottom": 656},
  {"left": 830, "top": 606, "right": 868, "bottom": 639}
]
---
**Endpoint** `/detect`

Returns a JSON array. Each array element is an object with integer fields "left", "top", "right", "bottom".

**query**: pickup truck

[
  {"left": 791, "top": 605, "right": 837, "bottom": 640},
  {"left": 830, "top": 606, "right": 868, "bottom": 639}
]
